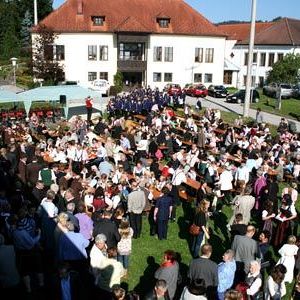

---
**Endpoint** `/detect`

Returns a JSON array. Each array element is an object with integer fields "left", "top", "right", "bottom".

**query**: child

[
  {"left": 117, "top": 218, "right": 133, "bottom": 276},
  {"left": 277, "top": 235, "right": 299, "bottom": 283}
]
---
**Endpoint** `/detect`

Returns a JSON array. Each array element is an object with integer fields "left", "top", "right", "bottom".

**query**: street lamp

[{"left": 10, "top": 57, "right": 18, "bottom": 86}]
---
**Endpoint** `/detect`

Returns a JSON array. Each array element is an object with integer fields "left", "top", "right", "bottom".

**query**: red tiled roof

[
  {"left": 218, "top": 18, "right": 300, "bottom": 45},
  {"left": 36, "top": 0, "right": 226, "bottom": 37},
  {"left": 218, "top": 22, "right": 274, "bottom": 42},
  {"left": 250, "top": 18, "right": 300, "bottom": 45}
]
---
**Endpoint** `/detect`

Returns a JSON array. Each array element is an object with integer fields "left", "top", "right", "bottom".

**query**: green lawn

[
  {"left": 125, "top": 183, "right": 299, "bottom": 299},
  {"left": 251, "top": 92, "right": 300, "bottom": 121}
]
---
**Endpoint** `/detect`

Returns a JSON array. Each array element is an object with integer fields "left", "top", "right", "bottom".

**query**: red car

[
  {"left": 184, "top": 84, "right": 208, "bottom": 97},
  {"left": 164, "top": 83, "right": 182, "bottom": 96}
]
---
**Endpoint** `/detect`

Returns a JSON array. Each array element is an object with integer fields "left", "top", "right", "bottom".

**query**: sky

[{"left": 52, "top": 0, "right": 300, "bottom": 24}]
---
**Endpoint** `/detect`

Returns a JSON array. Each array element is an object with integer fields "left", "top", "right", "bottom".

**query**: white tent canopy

[
  {"left": 0, "top": 88, "right": 19, "bottom": 103},
  {"left": 0, "top": 85, "right": 102, "bottom": 117}
]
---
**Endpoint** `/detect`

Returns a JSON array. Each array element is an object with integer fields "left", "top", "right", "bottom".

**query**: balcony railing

[{"left": 117, "top": 60, "right": 147, "bottom": 71}]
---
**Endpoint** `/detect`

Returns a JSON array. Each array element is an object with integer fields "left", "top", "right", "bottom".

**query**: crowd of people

[{"left": 0, "top": 86, "right": 300, "bottom": 300}]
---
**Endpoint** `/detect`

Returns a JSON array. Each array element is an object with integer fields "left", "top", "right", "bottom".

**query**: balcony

[{"left": 117, "top": 59, "right": 147, "bottom": 71}]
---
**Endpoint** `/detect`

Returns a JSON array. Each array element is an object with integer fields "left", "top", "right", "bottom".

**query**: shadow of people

[
  {"left": 174, "top": 252, "right": 189, "bottom": 299},
  {"left": 211, "top": 211, "right": 231, "bottom": 248},
  {"left": 134, "top": 256, "right": 160, "bottom": 297}
]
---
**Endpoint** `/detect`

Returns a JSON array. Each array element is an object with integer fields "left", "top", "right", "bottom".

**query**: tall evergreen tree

[{"left": 20, "top": 10, "right": 33, "bottom": 49}]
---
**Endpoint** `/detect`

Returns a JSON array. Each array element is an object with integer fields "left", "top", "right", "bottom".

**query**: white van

[{"left": 90, "top": 79, "right": 110, "bottom": 96}]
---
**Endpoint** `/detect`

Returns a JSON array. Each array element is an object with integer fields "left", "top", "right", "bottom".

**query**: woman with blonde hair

[
  {"left": 191, "top": 199, "right": 210, "bottom": 258},
  {"left": 117, "top": 218, "right": 133, "bottom": 276},
  {"left": 277, "top": 235, "right": 298, "bottom": 283}
]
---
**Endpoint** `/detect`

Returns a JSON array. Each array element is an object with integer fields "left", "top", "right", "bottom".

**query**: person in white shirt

[
  {"left": 264, "top": 264, "right": 286, "bottom": 300},
  {"left": 245, "top": 261, "right": 262, "bottom": 298},
  {"left": 90, "top": 234, "right": 108, "bottom": 284},
  {"left": 38, "top": 190, "right": 58, "bottom": 218},
  {"left": 235, "top": 162, "right": 249, "bottom": 192},
  {"left": 218, "top": 163, "right": 233, "bottom": 204}
]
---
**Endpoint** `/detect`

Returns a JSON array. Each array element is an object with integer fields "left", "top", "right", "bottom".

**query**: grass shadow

[{"left": 134, "top": 255, "right": 160, "bottom": 297}]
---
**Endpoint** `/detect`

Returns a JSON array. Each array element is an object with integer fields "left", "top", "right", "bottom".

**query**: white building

[
  {"left": 219, "top": 18, "right": 300, "bottom": 89},
  {"left": 32, "top": 0, "right": 227, "bottom": 90}
]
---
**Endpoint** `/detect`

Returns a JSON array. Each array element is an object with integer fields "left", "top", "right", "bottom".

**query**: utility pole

[
  {"left": 34, "top": 0, "right": 38, "bottom": 26},
  {"left": 243, "top": 0, "right": 257, "bottom": 117}
]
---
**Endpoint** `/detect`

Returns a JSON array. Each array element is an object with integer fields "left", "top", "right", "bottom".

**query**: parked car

[
  {"left": 263, "top": 83, "right": 293, "bottom": 99},
  {"left": 292, "top": 83, "right": 300, "bottom": 99},
  {"left": 184, "top": 84, "right": 208, "bottom": 97},
  {"left": 163, "top": 83, "right": 182, "bottom": 96},
  {"left": 226, "top": 89, "right": 260, "bottom": 104},
  {"left": 207, "top": 85, "right": 228, "bottom": 98},
  {"left": 90, "top": 79, "right": 110, "bottom": 95}
]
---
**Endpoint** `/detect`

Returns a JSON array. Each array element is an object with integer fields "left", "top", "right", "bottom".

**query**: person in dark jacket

[
  {"left": 93, "top": 210, "right": 121, "bottom": 248},
  {"left": 154, "top": 187, "right": 173, "bottom": 240},
  {"left": 144, "top": 279, "right": 171, "bottom": 300},
  {"left": 55, "top": 262, "right": 85, "bottom": 300}
]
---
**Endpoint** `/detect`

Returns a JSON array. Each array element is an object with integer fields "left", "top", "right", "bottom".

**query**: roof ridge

[{"left": 284, "top": 18, "right": 295, "bottom": 46}]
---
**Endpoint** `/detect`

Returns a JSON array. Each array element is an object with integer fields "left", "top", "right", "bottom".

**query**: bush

[{"left": 109, "top": 85, "right": 121, "bottom": 96}]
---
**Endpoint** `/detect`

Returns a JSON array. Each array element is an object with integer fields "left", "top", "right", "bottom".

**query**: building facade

[
  {"left": 32, "top": 0, "right": 227, "bottom": 90},
  {"left": 219, "top": 18, "right": 300, "bottom": 88}
]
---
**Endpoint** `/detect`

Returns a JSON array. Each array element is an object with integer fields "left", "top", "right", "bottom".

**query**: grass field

[
  {"left": 124, "top": 183, "right": 299, "bottom": 299},
  {"left": 251, "top": 92, "right": 300, "bottom": 121}
]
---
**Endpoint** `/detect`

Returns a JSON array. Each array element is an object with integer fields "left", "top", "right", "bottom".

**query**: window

[
  {"left": 204, "top": 73, "right": 213, "bottom": 83},
  {"left": 224, "top": 71, "right": 232, "bottom": 85},
  {"left": 260, "top": 53, "right": 266, "bottom": 66},
  {"left": 92, "top": 16, "right": 105, "bottom": 26},
  {"left": 99, "top": 46, "right": 108, "bottom": 60},
  {"left": 195, "top": 48, "right": 203, "bottom": 63},
  {"left": 243, "top": 75, "right": 247, "bottom": 86},
  {"left": 164, "top": 47, "right": 173, "bottom": 62},
  {"left": 253, "top": 53, "right": 257, "bottom": 64},
  {"left": 88, "top": 45, "right": 97, "bottom": 60},
  {"left": 277, "top": 53, "right": 284, "bottom": 61},
  {"left": 164, "top": 73, "right": 172, "bottom": 82},
  {"left": 54, "top": 45, "right": 65, "bottom": 60},
  {"left": 99, "top": 72, "right": 108, "bottom": 80},
  {"left": 268, "top": 53, "right": 275, "bottom": 66},
  {"left": 259, "top": 76, "right": 264, "bottom": 88},
  {"left": 205, "top": 48, "right": 214, "bottom": 63},
  {"left": 88, "top": 72, "right": 97, "bottom": 81},
  {"left": 119, "top": 43, "right": 144, "bottom": 61},
  {"left": 44, "top": 45, "right": 65, "bottom": 60},
  {"left": 44, "top": 44, "right": 53, "bottom": 60},
  {"left": 244, "top": 52, "right": 249, "bottom": 65},
  {"left": 194, "top": 73, "right": 202, "bottom": 83},
  {"left": 153, "top": 72, "right": 162, "bottom": 82},
  {"left": 157, "top": 18, "right": 170, "bottom": 28},
  {"left": 153, "top": 46, "right": 162, "bottom": 62}
]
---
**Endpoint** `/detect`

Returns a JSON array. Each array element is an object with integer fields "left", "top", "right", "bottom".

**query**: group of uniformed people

[{"left": 107, "top": 87, "right": 186, "bottom": 117}]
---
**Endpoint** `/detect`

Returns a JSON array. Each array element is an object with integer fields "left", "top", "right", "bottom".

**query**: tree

[
  {"left": 32, "top": 24, "right": 64, "bottom": 84},
  {"left": 266, "top": 53, "right": 300, "bottom": 84},
  {"left": 113, "top": 71, "right": 123, "bottom": 93},
  {"left": 20, "top": 10, "right": 33, "bottom": 49}
]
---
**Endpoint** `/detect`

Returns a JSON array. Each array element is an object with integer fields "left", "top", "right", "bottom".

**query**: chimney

[{"left": 77, "top": 0, "right": 83, "bottom": 15}]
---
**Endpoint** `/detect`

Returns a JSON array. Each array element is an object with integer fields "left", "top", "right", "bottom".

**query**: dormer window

[
  {"left": 157, "top": 18, "right": 170, "bottom": 28},
  {"left": 92, "top": 16, "right": 105, "bottom": 26}
]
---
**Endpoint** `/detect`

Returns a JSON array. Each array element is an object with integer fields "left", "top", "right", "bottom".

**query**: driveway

[{"left": 185, "top": 95, "right": 300, "bottom": 132}]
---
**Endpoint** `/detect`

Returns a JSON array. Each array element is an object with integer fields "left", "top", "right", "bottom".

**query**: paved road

[
  {"left": 185, "top": 95, "right": 300, "bottom": 132},
  {"left": 67, "top": 95, "right": 300, "bottom": 132}
]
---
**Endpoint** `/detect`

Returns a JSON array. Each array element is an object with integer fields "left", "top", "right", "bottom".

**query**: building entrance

[{"left": 122, "top": 72, "right": 143, "bottom": 88}]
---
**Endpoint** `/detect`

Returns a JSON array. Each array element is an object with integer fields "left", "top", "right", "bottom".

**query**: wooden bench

[{"left": 133, "top": 114, "right": 146, "bottom": 122}]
